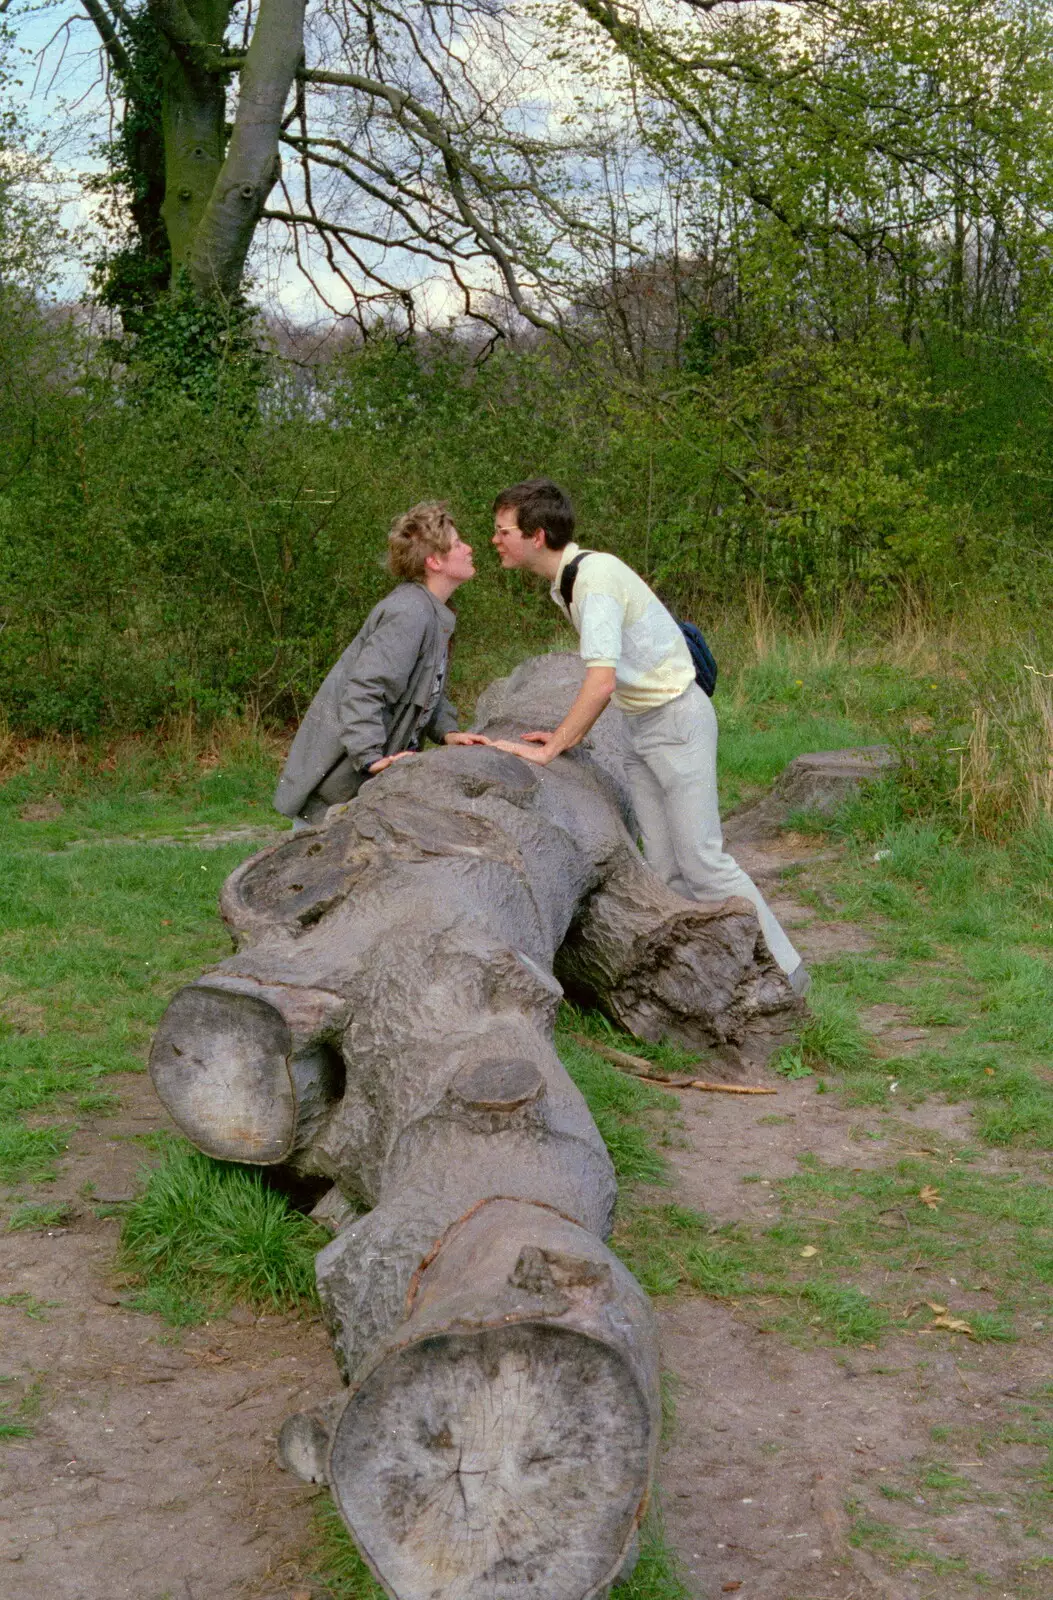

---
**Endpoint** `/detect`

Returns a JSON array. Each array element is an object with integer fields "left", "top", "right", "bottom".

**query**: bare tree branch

[{"left": 80, "top": 0, "right": 133, "bottom": 77}]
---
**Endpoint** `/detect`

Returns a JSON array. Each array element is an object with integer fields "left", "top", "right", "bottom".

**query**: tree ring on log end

[
  {"left": 149, "top": 984, "right": 342, "bottom": 1163},
  {"left": 329, "top": 1323, "right": 650, "bottom": 1600},
  {"left": 451, "top": 1058, "right": 545, "bottom": 1112}
]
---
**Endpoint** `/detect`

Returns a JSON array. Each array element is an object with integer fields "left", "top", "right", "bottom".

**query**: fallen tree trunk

[{"left": 149, "top": 654, "right": 800, "bottom": 1597}]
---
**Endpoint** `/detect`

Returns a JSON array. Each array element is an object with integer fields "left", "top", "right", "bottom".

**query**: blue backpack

[{"left": 559, "top": 552, "right": 718, "bottom": 697}]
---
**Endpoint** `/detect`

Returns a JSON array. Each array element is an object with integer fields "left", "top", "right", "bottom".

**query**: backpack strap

[{"left": 558, "top": 550, "right": 594, "bottom": 611}]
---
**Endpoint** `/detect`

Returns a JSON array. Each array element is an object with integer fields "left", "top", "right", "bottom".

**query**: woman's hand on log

[
  {"left": 443, "top": 731, "right": 491, "bottom": 747},
  {"left": 367, "top": 751, "right": 417, "bottom": 774}
]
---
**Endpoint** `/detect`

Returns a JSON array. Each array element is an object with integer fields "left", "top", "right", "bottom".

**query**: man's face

[
  {"left": 430, "top": 529, "right": 476, "bottom": 584},
  {"left": 492, "top": 506, "right": 538, "bottom": 569}
]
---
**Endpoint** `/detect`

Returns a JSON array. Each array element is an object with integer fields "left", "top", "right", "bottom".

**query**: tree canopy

[{"left": 10, "top": 0, "right": 1051, "bottom": 349}]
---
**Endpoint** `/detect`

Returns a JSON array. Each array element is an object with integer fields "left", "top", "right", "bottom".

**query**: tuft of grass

[
  {"left": 0, "top": 1293, "right": 56, "bottom": 1319},
  {"left": 968, "top": 1311, "right": 1018, "bottom": 1343},
  {"left": 848, "top": 1514, "right": 969, "bottom": 1574},
  {"left": 309, "top": 1497, "right": 387, "bottom": 1598},
  {"left": 796, "top": 1281, "right": 888, "bottom": 1343},
  {"left": 0, "top": 1123, "right": 70, "bottom": 1184},
  {"left": 609, "top": 1516, "right": 691, "bottom": 1600},
  {"left": 0, "top": 1404, "right": 34, "bottom": 1440},
  {"left": 797, "top": 987, "right": 872, "bottom": 1073},
  {"left": 0, "top": 1375, "right": 42, "bottom": 1442},
  {"left": 120, "top": 1146, "right": 327, "bottom": 1324},
  {"left": 556, "top": 1020, "right": 677, "bottom": 1187},
  {"left": 615, "top": 1202, "right": 749, "bottom": 1302},
  {"left": 6, "top": 1202, "right": 74, "bottom": 1232}
]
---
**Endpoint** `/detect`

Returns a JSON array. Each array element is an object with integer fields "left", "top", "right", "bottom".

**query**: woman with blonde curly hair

[{"left": 275, "top": 502, "right": 485, "bottom": 826}]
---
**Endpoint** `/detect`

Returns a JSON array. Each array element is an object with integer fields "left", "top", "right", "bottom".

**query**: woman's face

[{"left": 430, "top": 529, "right": 476, "bottom": 584}]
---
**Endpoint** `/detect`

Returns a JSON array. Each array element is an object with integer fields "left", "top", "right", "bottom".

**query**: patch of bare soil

[
  {"left": 655, "top": 845, "right": 1049, "bottom": 1600},
  {"left": 0, "top": 1076, "right": 334, "bottom": 1600},
  {"left": 658, "top": 1076, "right": 981, "bottom": 1229},
  {"left": 53, "top": 825, "right": 286, "bottom": 855},
  {"left": 658, "top": 1305, "right": 1047, "bottom": 1600}
]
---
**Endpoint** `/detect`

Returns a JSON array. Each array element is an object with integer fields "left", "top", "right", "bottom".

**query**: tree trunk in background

[
  {"left": 90, "top": 0, "right": 302, "bottom": 312},
  {"left": 186, "top": 0, "right": 306, "bottom": 298},
  {"left": 156, "top": 0, "right": 232, "bottom": 282},
  {"left": 149, "top": 654, "right": 800, "bottom": 1598}
]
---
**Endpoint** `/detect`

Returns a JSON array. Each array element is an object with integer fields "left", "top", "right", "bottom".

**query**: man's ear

[{"left": 531, "top": 527, "right": 548, "bottom": 549}]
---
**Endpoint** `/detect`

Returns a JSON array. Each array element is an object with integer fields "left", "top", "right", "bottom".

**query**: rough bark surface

[{"left": 149, "top": 653, "right": 800, "bottom": 1598}]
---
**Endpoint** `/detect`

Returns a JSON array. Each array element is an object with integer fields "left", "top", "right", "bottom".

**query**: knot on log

[
  {"left": 451, "top": 1058, "right": 545, "bottom": 1112},
  {"left": 509, "top": 1244, "right": 613, "bottom": 1298}
]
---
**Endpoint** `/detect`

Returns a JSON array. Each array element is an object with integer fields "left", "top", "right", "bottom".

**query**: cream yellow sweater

[{"left": 550, "top": 543, "right": 694, "bottom": 713}]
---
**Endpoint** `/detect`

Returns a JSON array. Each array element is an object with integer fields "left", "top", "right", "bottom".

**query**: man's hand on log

[
  {"left": 490, "top": 668, "right": 615, "bottom": 767},
  {"left": 443, "top": 731, "right": 490, "bottom": 747},
  {"left": 490, "top": 734, "right": 560, "bottom": 765}
]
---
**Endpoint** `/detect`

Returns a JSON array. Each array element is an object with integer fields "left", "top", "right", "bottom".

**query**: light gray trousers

[{"left": 621, "top": 683, "right": 801, "bottom": 976}]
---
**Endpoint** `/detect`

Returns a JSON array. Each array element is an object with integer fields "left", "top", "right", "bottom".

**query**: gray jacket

[{"left": 274, "top": 583, "right": 459, "bottom": 819}]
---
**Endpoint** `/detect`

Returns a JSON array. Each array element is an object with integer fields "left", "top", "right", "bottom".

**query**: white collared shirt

[{"left": 550, "top": 542, "right": 694, "bottom": 713}]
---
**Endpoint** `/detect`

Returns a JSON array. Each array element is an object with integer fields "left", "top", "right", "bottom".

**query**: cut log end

[
  {"left": 330, "top": 1323, "right": 651, "bottom": 1600},
  {"left": 149, "top": 982, "right": 343, "bottom": 1163}
]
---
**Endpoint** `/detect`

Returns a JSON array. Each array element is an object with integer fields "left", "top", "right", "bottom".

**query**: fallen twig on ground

[{"left": 565, "top": 1031, "right": 777, "bottom": 1094}]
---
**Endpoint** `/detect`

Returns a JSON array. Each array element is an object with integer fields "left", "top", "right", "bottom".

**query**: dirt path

[
  {"left": 0, "top": 1075, "right": 334, "bottom": 1599},
  {"left": 2, "top": 838, "right": 1047, "bottom": 1600},
  {"left": 655, "top": 858, "right": 1050, "bottom": 1600}
]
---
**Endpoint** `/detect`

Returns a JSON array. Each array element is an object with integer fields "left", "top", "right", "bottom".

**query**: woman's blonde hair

[{"left": 387, "top": 501, "right": 456, "bottom": 581}]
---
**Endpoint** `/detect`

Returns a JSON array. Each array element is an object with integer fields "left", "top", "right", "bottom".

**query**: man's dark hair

[{"left": 492, "top": 479, "right": 575, "bottom": 550}]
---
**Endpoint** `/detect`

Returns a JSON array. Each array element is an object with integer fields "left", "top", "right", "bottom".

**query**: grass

[
  {"left": 0, "top": 729, "right": 279, "bottom": 1196},
  {"left": 0, "top": 1292, "right": 56, "bottom": 1319},
  {"left": 575, "top": 940, "right": 1051, "bottom": 1346},
  {"left": 848, "top": 1380, "right": 1053, "bottom": 1581},
  {"left": 6, "top": 1202, "right": 75, "bottom": 1231},
  {"left": 847, "top": 1512, "right": 970, "bottom": 1574},
  {"left": 0, "top": 1377, "right": 43, "bottom": 1442},
  {"left": 791, "top": 821, "right": 1053, "bottom": 1149},
  {"left": 556, "top": 1011, "right": 681, "bottom": 1185},
  {"left": 610, "top": 1134, "right": 1051, "bottom": 1346},
  {"left": 119, "top": 1146, "right": 328, "bottom": 1323}
]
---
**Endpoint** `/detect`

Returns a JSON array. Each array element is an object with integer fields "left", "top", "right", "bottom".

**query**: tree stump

[
  {"left": 149, "top": 654, "right": 800, "bottom": 1598},
  {"left": 723, "top": 745, "right": 896, "bottom": 845}
]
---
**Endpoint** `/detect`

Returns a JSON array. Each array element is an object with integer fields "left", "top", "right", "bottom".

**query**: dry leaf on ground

[
  {"left": 927, "top": 1314, "right": 974, "bottom": 1336},
  {"left": 918, "top": 1185, "right": 941, "bottom": 1209}
]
